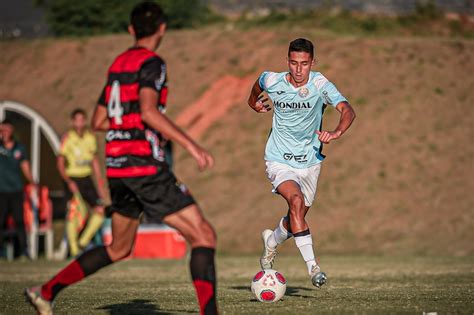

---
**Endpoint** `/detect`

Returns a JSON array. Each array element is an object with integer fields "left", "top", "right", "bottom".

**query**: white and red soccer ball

[{"left": 251, "top": 269, "right": 287, "bottom": 302}]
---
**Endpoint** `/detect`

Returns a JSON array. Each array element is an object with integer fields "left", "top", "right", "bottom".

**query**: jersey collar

[{"left": 284, "top": 71, "right": 314, "bottom": 91}]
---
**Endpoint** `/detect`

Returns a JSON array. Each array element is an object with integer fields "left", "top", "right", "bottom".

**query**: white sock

[
  {"left": 294, "top": 232, "right": 316, "bottom": 275},
  {"left": 267, "top": 217, "right": 292, "bottom": 249}
]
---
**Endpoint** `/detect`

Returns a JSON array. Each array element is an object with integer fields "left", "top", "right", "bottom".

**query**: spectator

[
  {"left": 0, "top": 118, "right": 36, "bottom": 260},
  {"left": 58, "top": 109, "right": 106, "bottom": 256}
]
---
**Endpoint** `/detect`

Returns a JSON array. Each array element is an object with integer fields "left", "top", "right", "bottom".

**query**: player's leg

[
  {"left": 10, "top": 191, "right": 28, "bottom": 258},
  {"left": 64, "top": 180, "right": 81, "bottom": 256},
  {"left": 280, "top": 163, "right": 327, "bottom": 287},
  {"left": 265, "top": 214, "right": 293, "bottom": 249},
  {"left": 0, "top": 193, "right": 9, "bottom": 255},
  {"left": 260, "top": 161, "right": 300, "bottom": 269},
  {"left": 277, "top": 180, "right": 316, "bottom": 269},
  {"left": 163, "top": 204, "right": 217, "bottom": 315},
  {"left": 25, "top": 212, "right": 139, "bottom": 312},
  {"left": 77, "top": 177, "right": 105, "bottom": 249}
]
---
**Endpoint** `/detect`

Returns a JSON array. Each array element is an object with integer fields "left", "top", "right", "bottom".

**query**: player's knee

[
  {"left": 288, "top": 194, "right": 305, "bottom": 213},
  {"left": 191, "top": 221, "right": 216, "bottom": 248}
]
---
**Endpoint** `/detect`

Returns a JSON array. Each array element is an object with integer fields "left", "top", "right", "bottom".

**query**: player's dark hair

[
  {"left": 288, "top": 38, "right": 314, "bottom": 59},
  {"left": 71, "top": 108, "right": 86, "bottom": 119},
  {"left": 131, "top": 1, "right": 167, "bottom": 40}
]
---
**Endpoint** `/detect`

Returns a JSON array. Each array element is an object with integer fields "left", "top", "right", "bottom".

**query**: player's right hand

[
  {"left": 190, "top": 145, "right": 214, "bottom": 171},
  {"left": 67, "top": 180, "right": 79, "bottom": 194},
  {"left": 253, "top": 95, "right": 271, "bottom": 113}
]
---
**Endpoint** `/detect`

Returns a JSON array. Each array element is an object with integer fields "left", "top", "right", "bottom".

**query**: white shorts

[{"left": 265, "top": 161, "right": 322, "bottom": 207}]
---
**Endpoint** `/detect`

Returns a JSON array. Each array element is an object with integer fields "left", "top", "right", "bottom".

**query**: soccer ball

[{"left": 251, "top": 269, "right": 287, "bottom": 303}]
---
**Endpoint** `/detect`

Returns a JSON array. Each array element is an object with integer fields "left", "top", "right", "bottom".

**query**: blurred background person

[
  {"left": 57, "top": 108, "right": 106, "bottom": 256},
  {"left": 0, "top": 118, "right": 36, "bottom": 260}
]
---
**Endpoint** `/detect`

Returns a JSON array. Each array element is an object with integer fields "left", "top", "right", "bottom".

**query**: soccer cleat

[
  {"left": 310, "top": 265, "right": 327, "bottom": 288},
  {"left": 260, "top": 229, "right": 277, "bottom": 269},
  {"left": 24, "top": 286, "right": 53, "bottom": 315}
]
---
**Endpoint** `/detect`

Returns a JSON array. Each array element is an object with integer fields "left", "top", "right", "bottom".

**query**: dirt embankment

[{"left": 1, "top": 28, "right": 473, "bottom": 255}]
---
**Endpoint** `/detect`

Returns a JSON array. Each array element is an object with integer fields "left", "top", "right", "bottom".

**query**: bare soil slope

[{"left": 1, "top": 28, "right": 473, "bottom": 255}]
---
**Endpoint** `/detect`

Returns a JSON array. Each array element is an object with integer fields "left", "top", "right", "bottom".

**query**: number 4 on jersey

[{"left": 108, "top": 80, "right": 123, "bottom": 125}]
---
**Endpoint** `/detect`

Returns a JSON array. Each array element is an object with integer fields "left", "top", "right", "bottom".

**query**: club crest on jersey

[
  {"left": 298, "top": 87, "right": 309, "bottom": 98},
  {"left": 13, "top": 150, "right": 22, "bottom": 160}
]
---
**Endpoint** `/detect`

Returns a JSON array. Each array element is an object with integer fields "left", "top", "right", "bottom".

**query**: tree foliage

[{"left": 38, "top": 0, "right": 220, "bottom": 36}]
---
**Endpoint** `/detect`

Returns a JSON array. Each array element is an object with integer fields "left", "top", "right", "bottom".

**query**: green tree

[{"left": 37, "top": 0, "right": 220, "bottom": 36}]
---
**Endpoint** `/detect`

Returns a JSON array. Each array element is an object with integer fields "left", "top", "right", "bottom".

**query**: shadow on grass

[
  {"left": 230, "top": 286, "right": 313, "bottom": 299},
  {"left": 97, "top": 299, "right": 197, "bottom": 314}
]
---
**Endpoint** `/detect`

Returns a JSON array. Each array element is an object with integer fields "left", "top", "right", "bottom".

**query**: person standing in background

[
  {"left": 0, "top": 119, "right": 36, "bottom": 260},
  {"left": 58, "top": 109, "right": 106, "bottom": 256}
]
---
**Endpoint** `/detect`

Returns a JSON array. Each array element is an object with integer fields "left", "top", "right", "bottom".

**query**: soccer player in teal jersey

[{"left": 247, "top": 38, "right": 356, "bottom": 287}]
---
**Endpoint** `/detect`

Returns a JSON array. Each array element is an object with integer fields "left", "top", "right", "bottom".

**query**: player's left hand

[
  {"left": 316, "top": 130, "right": 342, "bottom": 144},
  {"left": 253, "top": 95, "right": 271, "bottom": 113}
]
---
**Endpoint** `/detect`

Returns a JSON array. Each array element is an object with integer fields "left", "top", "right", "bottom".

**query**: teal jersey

[
  {"left": 259, "top": 71, "right": 347, "bottom": 168},
  {"left": 0, "top": 141, "right": 28, "bottom": 193}
]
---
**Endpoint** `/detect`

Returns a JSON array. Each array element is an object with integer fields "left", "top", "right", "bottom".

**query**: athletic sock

[
  {"left": 78, "top": 212, "right": 105, "bottom": 248},
  {"left": 41, "top": 246, "right": 112, "bottom": 301},
  {"left": 294, "top": 230, "right": 317, "bottom": 275},
  {"left": 267, "top": 216, "right": 293, "bottom": 249},
  {"left": 190, "top": 247, "right": 217, "bottom": 315}
]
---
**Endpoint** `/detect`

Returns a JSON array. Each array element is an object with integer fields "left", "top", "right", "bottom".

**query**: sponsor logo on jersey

[
  {"left": 274, "top": 101, "right": 312, "bottom": 109},
  {"left": 106, "top": 156, "right": 128, "bottom": 168},
  {"left": 322, "top": 90, "right": 331, "bottom": 104},
  {"left": 283, "top": 153, "right": 308, "bottom": 163},
  {"left": 276, "top": 91, "right": 285, "bottom": 95},
  {"left": 106, "top": 130, "right": 132, "bottom": 142}
]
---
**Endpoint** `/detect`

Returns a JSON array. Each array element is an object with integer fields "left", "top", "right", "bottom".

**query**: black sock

[
  {"left": 190, "top": 247, "right": 217, "bottom": 315},
  {"left": 77, "top": 246, "right": 113, "bottom": 276}
]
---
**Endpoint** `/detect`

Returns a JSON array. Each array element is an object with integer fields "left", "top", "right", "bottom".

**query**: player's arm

[
  {"left": 317, "top": 101, "right": 356, "bottom": 144},
  {"left": 20, "top": 160, "right": 35, "bottom": 185},
  {"left": 92, "top": 86, "right": 109, "bottom": 131},
  {"left": 140, "top": 88, "right": 214, "bottom": 171},
  {"left": 91, "top": 154, "right": 106, "bottom": 200},
  {"left": 92, "top": 105, "right": 109, "bottom": 131},
  {"left": 90, "top": 134, "right": 105, "bottom": 199},
  {"left": 247, "top": 79, "right": 270, "bottom": 113},
  {"left": 57, "top": 154, "right": 78, "bottom": 193}
]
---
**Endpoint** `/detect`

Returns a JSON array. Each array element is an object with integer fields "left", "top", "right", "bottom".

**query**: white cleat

[
  {"left": 24, "top": 286, "right": 53, "bottom": 315},
  {"left": 260, "top": 229, "right": 277, "bottom": 269},
  {"left": 310, "top": 265, "right": 327, "bottom": 288}
]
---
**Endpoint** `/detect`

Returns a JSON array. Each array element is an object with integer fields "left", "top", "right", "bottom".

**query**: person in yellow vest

[{"left": 58, "top": 108, "right": 106, "bottom": 256}]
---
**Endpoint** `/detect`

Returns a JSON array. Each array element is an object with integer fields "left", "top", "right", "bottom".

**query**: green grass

[{"left": 1, "top": 255, "right": 473, "bottom": 314}]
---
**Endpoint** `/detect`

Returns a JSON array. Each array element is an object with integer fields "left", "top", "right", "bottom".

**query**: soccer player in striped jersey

[
  {"left": 247, "top": 38, "right": 356, "bottom": 287},
  {"left": 25, "top": 2, "right": 218, "bottom": 314}
]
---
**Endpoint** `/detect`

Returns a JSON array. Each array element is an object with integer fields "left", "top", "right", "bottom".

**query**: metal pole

[
  {"left": 0, "top": 101, "right": 4, "bottom": 121},
  {"left": 31, "top": 120, "right": 40, "bottom": 183}
]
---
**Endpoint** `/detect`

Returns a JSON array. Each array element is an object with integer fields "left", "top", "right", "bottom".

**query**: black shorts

[
  {"left": 64, "top": 176, "right": 102, "bottom": 208},
  {"left": 108, "top": 170, "right": 195, "bottom": 221}
]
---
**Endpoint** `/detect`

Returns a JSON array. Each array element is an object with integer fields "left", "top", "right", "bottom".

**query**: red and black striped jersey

[{"left": 97, "top": 47, "right": 168, "bottom": 178}]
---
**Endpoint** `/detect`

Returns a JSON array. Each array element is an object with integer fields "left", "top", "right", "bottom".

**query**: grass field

[{"left": 1, "top": 255, "right": 473, "bottom": 314}]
